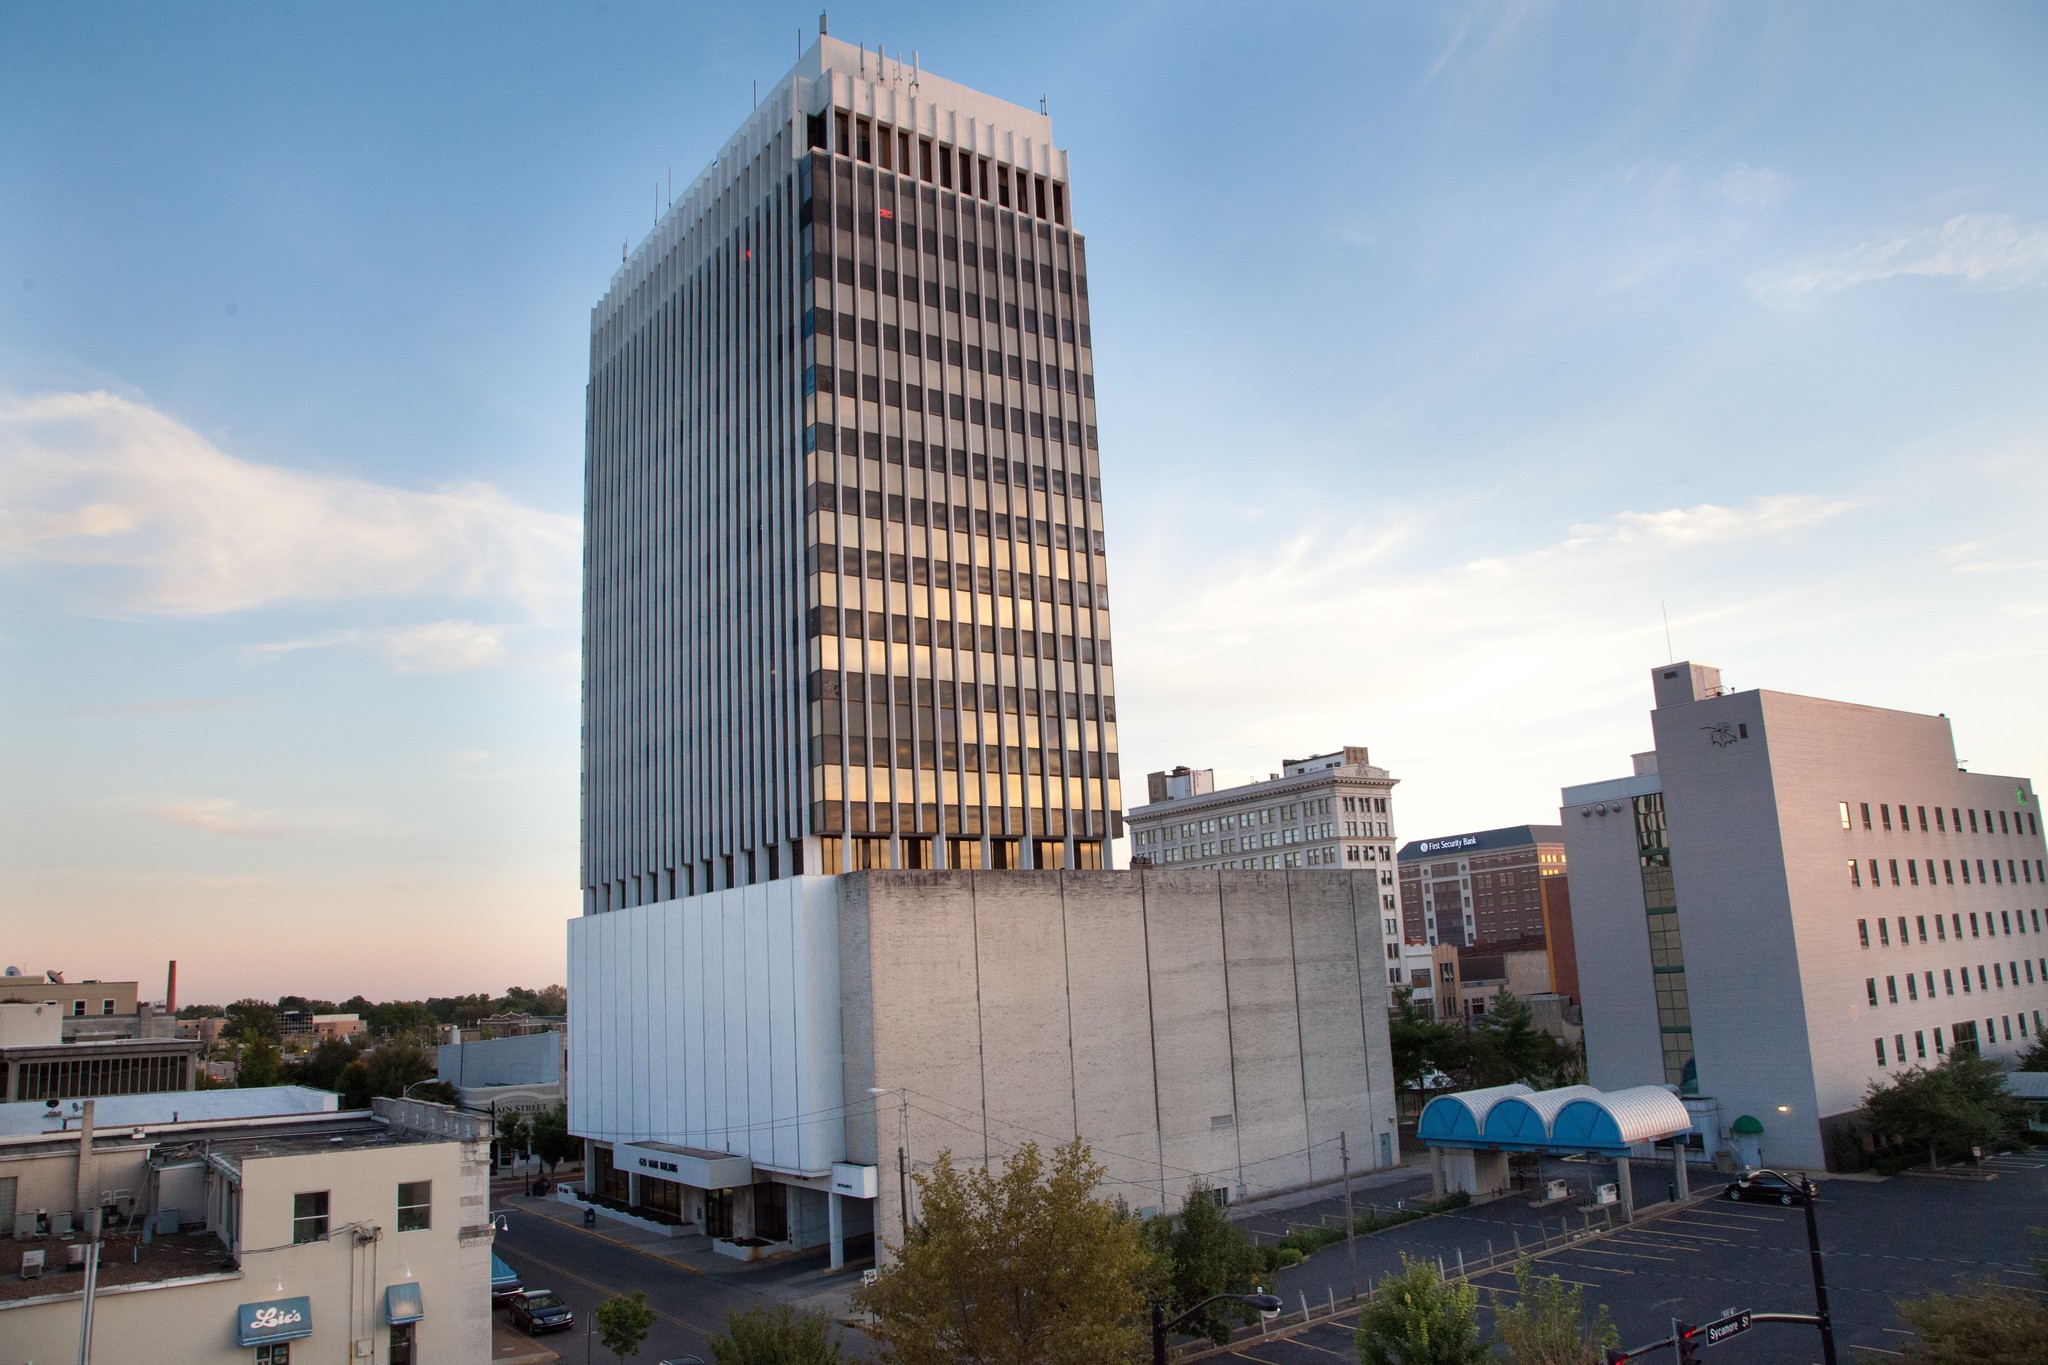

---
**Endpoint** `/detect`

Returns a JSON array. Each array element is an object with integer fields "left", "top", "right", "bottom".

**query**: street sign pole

[{"left": 1801, "top": 1180, "right": 1839, "bottom": 1365}]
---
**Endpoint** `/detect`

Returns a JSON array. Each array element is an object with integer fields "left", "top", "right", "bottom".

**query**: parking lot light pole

[
  {"left": 1801, "top": 1179, "right": 1838, "bottom": 1365},
  {"left": 1152, "top": 1293, "right": 1284, "bottom": 1365}
]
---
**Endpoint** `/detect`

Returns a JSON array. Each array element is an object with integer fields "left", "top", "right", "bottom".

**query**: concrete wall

[
  {"left": 839, "top": 869, "right": 1398, "bottom": 1242},
  {"left": 568, "top": 876, "right": 845, "bottom": 1176}
]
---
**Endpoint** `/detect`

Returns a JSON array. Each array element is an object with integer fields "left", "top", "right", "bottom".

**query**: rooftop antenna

[
  {"left": 1661, "top": 601, "right": 1674, "bottom": 664},
  {"left": 819, "top": 11, "right": 828, "bottom": 37},
  {"left": 752, "top": 79, "right": 757, "bottom": 108},
  {"left": 912, "top": 49, "right": 919, "bottom": 88},
  {"left": 1040, "top": 94, "right": 1047, "bottom": 114}
]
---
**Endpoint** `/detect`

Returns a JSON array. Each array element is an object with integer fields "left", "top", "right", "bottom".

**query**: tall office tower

[{"left": 583, "top": 34, "right": 1122, "bottom": 913}]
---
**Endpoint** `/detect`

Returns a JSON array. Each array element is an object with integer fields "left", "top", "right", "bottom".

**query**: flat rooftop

[
  {"left": 0, "top": 1086, "right": 337, "bottom": 1138},
  {"left": 0, "top": 1229, "right": 234, "bottom": 1304}
]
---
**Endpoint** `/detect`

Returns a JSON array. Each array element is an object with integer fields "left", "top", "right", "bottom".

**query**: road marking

[
  {"left": 495, "top": 1244, "right": 717, "bottom": 1340},
  {"left": 495, "top": 1196, "right": 702, "bottom": 1276},
  {"left": 1599, "top": 1240, "right": 1680, "bottom": 1259}
]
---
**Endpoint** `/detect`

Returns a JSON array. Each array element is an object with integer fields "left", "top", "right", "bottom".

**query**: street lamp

[
  {"left": 1151, "top": 1292, "right": 1284, "bottom": 1364},
  {"left": 868, "top": 1086, "right": 911, "bottom": 1238}
]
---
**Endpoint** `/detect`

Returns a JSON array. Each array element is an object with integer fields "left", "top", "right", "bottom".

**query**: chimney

[
  {"left": 76, "top": 1099, "right": 97, "bottom": 1234},
  {"left": 165, "top": 960, "right": 178, "bottom": 1015}
]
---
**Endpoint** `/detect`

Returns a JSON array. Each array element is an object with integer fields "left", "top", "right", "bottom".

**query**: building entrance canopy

[{"left": 1418, "top": 1084, "right": 1690, "bottom": 1156}]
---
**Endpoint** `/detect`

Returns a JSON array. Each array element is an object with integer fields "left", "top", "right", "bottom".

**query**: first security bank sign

[{"left": 1415, "top": 835, "right": 1479, "bottom": 855}]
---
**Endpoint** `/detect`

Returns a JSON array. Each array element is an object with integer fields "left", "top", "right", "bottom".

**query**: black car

[
  {"left": 510, "top": 1289, "right": 575, "bottom": 1335},
  {"left": 1723, "top": 1169, "right": 1811, "bottom": 1205}
]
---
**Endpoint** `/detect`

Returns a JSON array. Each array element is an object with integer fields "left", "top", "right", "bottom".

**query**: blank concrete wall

[{"left": 843, "top": 869, "right": 1397, "bottom": 1238}]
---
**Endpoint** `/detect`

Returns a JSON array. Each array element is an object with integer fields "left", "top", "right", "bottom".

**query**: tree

[
  {"left": 237, "top": 1033, "right": 285, "bottom": 1088},
  {"left": 1389, "top": 987, "right": 1460, "bottom": 1097},
  {"left": 1353, "top": 1255, "right": 1485, "bottom": 1365},
  {"left": 595, "top": 1291, "right": 657, "bottom": 1363},
  {"left": 366, "top": 999, "right": 434, "bottom": 1038},
  {"left": 1142, "top": 1181, "right": 1266, "bottom": 1345},
  {"left": 708, "top": 1304, "right": 843, "bottom": 1364},
  {"left": 1469, "top": 991, "right": 1570, "bottom": 1089},
  {"left": 224, "top": 999, "right": 281, "bottom": 1043},
  {"left": 1489, "top": 1259, "right": 1618, "bottom": 1365},
  {"left": 1890, "top": 1276, "right": 2048, "bottom": 1365},
  {"left": 292, "top": 1037, "right": 362, "bottom": 1092},
  {"left": 2016, "top": 1035, "right": 2048, "bottom": 1073},
  {"left": 1862, "top": 1051, "right": 2028, "bottom": 1169},
  {"left": 497, "top": 1111, "right": 531, "bottom": 1162},
  {"left": 854, "top": 1138, "right": 1154, "bottom": 1365},
  {"left": 530, "top": 1103, "right": 580, "bottom": 1173}
]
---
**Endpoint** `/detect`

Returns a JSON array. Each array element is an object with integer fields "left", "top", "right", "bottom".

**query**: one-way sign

[{"left": 1704, "top": 1311, "right": 1753, "bottom": 1345}]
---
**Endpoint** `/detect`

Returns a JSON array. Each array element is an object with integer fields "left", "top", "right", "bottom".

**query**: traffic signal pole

[{"left": 1801, "top": 1180, "right": 1838, "bottom": 1365}]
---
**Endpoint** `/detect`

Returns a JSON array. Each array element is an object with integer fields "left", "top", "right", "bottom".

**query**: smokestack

[{"left": 165, "top": 960, "right": 177, "bottom": 1015}]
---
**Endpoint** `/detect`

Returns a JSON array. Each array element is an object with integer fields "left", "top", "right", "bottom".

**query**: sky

[{"left": 4, "top": 3, "right": 2046, "bottom": 1004}]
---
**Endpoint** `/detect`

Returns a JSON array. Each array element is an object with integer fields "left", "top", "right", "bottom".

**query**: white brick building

[{"left": 1563, "top": 662, "right": 2048, "bottom": 1171}]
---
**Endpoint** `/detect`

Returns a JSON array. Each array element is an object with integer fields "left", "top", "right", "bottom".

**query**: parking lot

[{"left": 1207, "top": 1149, "right": 2048, "bottom": 1363}]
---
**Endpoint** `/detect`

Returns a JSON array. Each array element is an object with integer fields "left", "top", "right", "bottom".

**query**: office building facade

[
  {"left": 1395, "top": 827, "right": 1575, "bottom": 998},
  {"left": 1126, "top": 748, "right": 1400, "bottom": 884},
  {"left": 583, "top": 32, "right": 1120, "bottom": 914},
  {"left": 1563, "top": 662, "right": 2048, "bottom": 1170}
]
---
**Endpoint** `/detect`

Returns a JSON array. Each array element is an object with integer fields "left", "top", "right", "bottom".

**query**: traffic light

[{"left": 1675, "top": 1322, "right": 1701, "bottom": 1365}]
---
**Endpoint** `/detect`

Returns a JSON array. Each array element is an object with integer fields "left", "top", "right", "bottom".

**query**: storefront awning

[
  {"left": 386, "top": 1281, "right": 425, "bottom": 1325},
  {"left": 237, "top": 1296, "right": 313, "bottom": 1347}
]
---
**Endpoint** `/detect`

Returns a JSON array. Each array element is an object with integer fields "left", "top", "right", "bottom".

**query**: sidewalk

[{"left": 490, "top": 1319, "right": 559, "bottom": 1365}]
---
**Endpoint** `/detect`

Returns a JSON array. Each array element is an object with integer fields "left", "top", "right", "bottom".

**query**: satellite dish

[{"left": 3, "top": 965, "right": 21, "bottom": 976}]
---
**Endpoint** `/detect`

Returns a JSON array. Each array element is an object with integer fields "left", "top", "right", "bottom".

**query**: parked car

[
  {"left": 510, "top": 1289, "right": 575, "bottom": 1334},
  {"left": 490, "top": 1253, "right": 522, "bottom": 1304},
  {"left": 1723, "top": 1169, "right": 1811, "bottom": 1205}
]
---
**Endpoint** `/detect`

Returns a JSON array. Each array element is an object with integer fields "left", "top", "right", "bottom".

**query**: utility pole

[
  {"left": 1802, "top": 1179, "right": 1838, "bottom": 1365},
  {"left": 1339, "top": 1131, "right": 1358, "bottom": 1301}
]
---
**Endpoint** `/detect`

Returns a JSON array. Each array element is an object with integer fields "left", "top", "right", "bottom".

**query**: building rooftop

[
  {"left": 0, "top": 1086, "right": 338, "bottom": 1138},
  {"left": 166, "top": 1116, "right": 435, "bottom": 1174},
  {"left": 0, "top": 1229, "right": 233, "bottom": 1305},
  {"left": 1398, "top": 824, "right": 1565, "bottom": 862}
]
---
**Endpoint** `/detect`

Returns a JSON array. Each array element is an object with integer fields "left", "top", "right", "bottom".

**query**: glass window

[
  {"left": 1839, "top": 801, "right": 1851, "bottom": 829},
  {"left": 390, "top": 1323, "right": 414, "bottom": 1365},
  {"left": 257, "top": 1346, "right": 291, "bottom": 1365},
  {"left": 397, "top": 1181, "right": 431, "bottom": 1232},
  {"left": 292, "top": 1191, "right": 329, "bottom": 1244}
]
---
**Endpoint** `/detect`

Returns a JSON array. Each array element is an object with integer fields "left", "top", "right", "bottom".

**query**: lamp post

[
  {"left": 868, "top": 1086, "right": 910, "bottom": 1238},
  {"left": 1151, "top": 1292, "right": 1283, "bottom": 1365}
]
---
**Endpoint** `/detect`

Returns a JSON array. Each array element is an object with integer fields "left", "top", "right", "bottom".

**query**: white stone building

[
  {"left": 1562, "top": 662, "right": 2048, "bottom": 1171},
  {"left": 1126, "top": 748, "right": 1401, "bottom": 883},
  {"left": 0, "top": 1088, "right": 492, "bottom": 1364}
]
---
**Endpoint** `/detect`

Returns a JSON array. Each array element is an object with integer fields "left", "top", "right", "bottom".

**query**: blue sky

[{"left": 4, "top": 3, "right": 2045, "bottom": 1002}]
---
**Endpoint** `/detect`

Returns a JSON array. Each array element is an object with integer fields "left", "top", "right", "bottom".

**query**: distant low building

[
  {"left": 0, "top": 1002, "right": 201, "bottom": 1103},
  {"left": 436, "top": 1030, "right": 563, "bottom": 1117},
  {"left": 0, "top": 1087, "right": 492, "bottom": 1363}
]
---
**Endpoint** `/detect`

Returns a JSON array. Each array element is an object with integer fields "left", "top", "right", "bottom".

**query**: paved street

[
  {"left": 488, "top": 1187, "right": 880, "bottom": 1363},
  {"left": 1209, "top": 1149, "right": 2048, "bottom": 1363}
]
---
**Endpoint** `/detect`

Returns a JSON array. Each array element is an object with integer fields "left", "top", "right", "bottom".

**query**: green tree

[
  {"left": 853, "top": 1138, "right": 1153, "bottom": 1365},
  {"left": 366, "top": 999, "right": 434, "bottom": 1038},
  {"left": 224, "top": 999, "right": 281, "bottom": 1043},
  {"left": 595, "top": 1291, "right": 657, "bottom": 1363},
  {"left": 363, "top": 1038, "right": 441, "bottom": 1099},
  {"left": 1862, "top": 1051, "right": 2028, "bottom": 1169},
  {"left": 1353, "top": 1255, "right": 1485, "bottom": 1365},
  {"left": 1489, "top": 1259, "right": 1618, "bottom": 1365},
  {"left": 708, "top": 1304, "right": 843, "bottom": 1364},
  {"left": 497, "top": 1111, "right": 531, "bottom": 1162},
  {"left": 1890, "top": 1276, "right": 2048, "bottom": 1365},
  {"left": 2016, "top": 1035, "right": 2048, "bottom": 1072},
  {"left": 530, "top": 1103, "right": 580, "bottom": 1173},
  {"left": 1142, "top": 1181, "right": 1266, "bottom": 1345},
  {"left": 1389, "top": 987, "right": 1460, "bottom": 1098},
  {"left": 237, "top": 1033, "right": 285, "bottom": 1088},
  {"left": 292, "top": 1037, "right": 362, "bottom": 1092},
  {"left": 1469, "top": 991, "right": 1562, "bottom": 1088},
  {"left": 175, "top": 1003, "right": 223, "bottom": 1020}
]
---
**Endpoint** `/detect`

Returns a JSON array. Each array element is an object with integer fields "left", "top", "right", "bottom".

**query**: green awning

[{"left": 1730, "top": 1114, "right": 1764, "bottom": 1135}]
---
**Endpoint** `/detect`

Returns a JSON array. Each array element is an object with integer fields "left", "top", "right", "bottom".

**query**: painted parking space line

[{"left": 495, "top": 1244, "right": 719, "bottom": 1340}]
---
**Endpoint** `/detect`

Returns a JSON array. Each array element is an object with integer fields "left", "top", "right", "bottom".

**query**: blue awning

[
  {"left": 386, "top": 1281, "right": 425, "bottom": 1325},
  {"left": 238, "top": 1296, "right": 313, "bottom": 1346}
]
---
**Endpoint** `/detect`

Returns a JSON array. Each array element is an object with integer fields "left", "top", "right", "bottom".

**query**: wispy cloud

[
  {"left": 1749, "top": 213, "right": 2048, "bottom": 306},
  {"left": 0, "top": 390, "right": 578, "bottom": 618},
  {"left": 246, "top": 619, "right": 512, "bottom": 672},
  {"left": 1716, "top": 163, "right": 1792, "bottom": 212},
  {"left": 145, "top": 795, "right": 366, "bottom": 839}
]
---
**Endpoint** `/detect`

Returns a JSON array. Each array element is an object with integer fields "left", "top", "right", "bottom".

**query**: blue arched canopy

[
  {"left": 1419, "top": 1083, "right": 1692, "bottom": 1156},
  {"left": 1416, "top": 1084, "right": 1532, "bottom": 1145}
]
